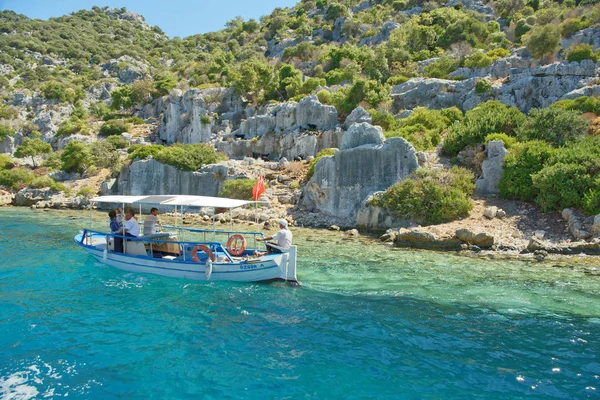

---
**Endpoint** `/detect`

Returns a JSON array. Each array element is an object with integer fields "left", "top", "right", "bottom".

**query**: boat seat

[{"left": 124, "top": 241, "right": 147, "bottom": 256}]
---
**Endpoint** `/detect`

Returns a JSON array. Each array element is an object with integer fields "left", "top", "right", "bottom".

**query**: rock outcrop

[
  {"left": 216, "top": 130, "right": 344, "bottom": 161},
  {"left": 393, "top": 60, "right": 600, "bottom": 113},
  {"left": 118, "top": 159, "right": 228, "bottom": 196},
  {"left": 298, "top": 126, "right": 419, "bottom": 225},
  {"left": 475, "top": 140, "right": 508, "bottom": 195},
  {"left": 157, "top": 87, "right": 243, "bottom": 144}
]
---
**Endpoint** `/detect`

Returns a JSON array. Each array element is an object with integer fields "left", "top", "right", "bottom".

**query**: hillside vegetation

[{"left": 2, "top": 0, "right": 600, "bottom": 224}]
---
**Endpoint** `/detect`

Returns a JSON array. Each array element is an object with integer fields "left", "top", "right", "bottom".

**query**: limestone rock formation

[
  {"left": 299, "top": 136, "right": 419, "bottom": 225},
  {"left": 157, "top": 87, "right": 242, "bottom": 144},
  {"left": 118, "top": 159, "right": 228, "bottom": 196},
  {"left": 393, "top": 60, "right": 600, "bottom": 113},
  {"left": 476, "top": 140, "right": 509, "bottom": 195},
  {"left": 343, "top": 107, "right": 373, "bottom": 130},
  {"left": 296, "top": 95, "right": 338, "bottom": 131},
  {"left": 341, "top": 123, "right": 385, "bottom": 150}
]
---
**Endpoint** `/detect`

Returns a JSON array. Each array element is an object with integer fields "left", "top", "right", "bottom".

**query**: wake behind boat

[{"left": 74, "top": 195, "right": 298, "bottom": 283}]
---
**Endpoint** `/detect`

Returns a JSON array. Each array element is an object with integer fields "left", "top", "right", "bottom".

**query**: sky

[{"left": 0, "top": 0, "right": 299, "bottom": 38}]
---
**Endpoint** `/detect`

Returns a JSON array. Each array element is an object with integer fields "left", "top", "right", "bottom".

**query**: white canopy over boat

[{"left": 89, "top": 195, "right": 258, "bottom": 209}]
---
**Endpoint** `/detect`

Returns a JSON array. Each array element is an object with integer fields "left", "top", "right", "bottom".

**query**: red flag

[{"left": 252, "top": 175, "right": 265, "bottom": 201}]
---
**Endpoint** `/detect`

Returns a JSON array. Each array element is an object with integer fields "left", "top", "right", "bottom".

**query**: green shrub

[
  {"left": 532, "top": 163, "right": 592, "bottom": 211},
  {"left": 105, "top": 135, "right": 129, "bottom": 149},
  {"left": 317, "top": 89, "right": 333, "bottom": 105},
  {"left": 0, "top": 154, "right": 13, "bottom": 170},
  {"left": 29, "top": 175, "right": 56, "bottom": 189},
  {"left": 378, "top": 167, "right": 474, "bottom": 225},
  {"left": 464, "top": 52, "right": 494, "bottom": 69},
  {"left": 552, "top": 96, "right": 600, "bottom": 115},
  {"left": 77, "top": 186, "right": 97, "bottom": 199},
  {"left": 565, "top": 43, "right": 599, "bottom": 63},
  {"left": 99, "top": 120, "right": 131, "bottom": 136},
  {"left": 475, "top": 78, "right": 492, "bottom": 93},
  {"left": 200, "top": 115, "right": 211, "bottom": 125},
  {"left": 128, "top": 144, "right": 163, "bottom": 160},
  {"left": 583, "top": 180, "right": 600, "bottom": 215},
  {"left": 0, "top": 168, "right": 35, "bottom": 190},
  {"left": 385, "top": 107, "right": 457, "bottom": 151},
  {"left": 561, "top": 18, "right": 589, "bottom": 38},
  {"left": 154, "top": 143, "right": 226, "bottom": 171},
  {"left": 126, "top": 117, "right": 145, "bottom": 125},
  {"left": 484, "top": 133, "right": 517, "bottom": 148},
  {"left": 498, "top": 140, "right": 555, "bottom": 202},
  {"left": 518, "top": 108, "right": 589, "bottom": 147},
  {"left": 387, "top": 75, "right": 409, "bottom": 86},
  {"left": 0, "top": 124, "right": 15, "bottom": 140},
  {"left": 61, "top": 140, "right": 92, "bottom": 174},
  {"left": 218, "top": 179, "right": 265, "bottom": 200},
  {"left": 423, "top": 57, "right": 461, "bottom": 79},
  {"left": 307, "top": 148, "right": 337, "bottom": 180},
  {"left": 523, "top": 25, "right": 561, "bottom": 59},
  {"left": 57, "top": 118, "right": 89, "bottom": 137},
  {"left": 442, "top": 101, "right": 526, "bottom": 156}
]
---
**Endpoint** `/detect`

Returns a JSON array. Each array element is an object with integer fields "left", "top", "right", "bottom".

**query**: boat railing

[{"left": 80, "top": 228, "right": 263, "bottom": 262}]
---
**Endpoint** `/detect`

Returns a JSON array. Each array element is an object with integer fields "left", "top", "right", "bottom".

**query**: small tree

[
  {"left": 523, "top": 25, "right": 561, "bottom": 61},
  {"left": 14, "top": 138, "right": 52, "bottom": 167},
  {"left": 61, "top": 140, "right": 92, "bottom": 174}
]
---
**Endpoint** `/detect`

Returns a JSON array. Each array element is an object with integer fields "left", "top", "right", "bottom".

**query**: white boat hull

[{"left": 77, "top": 239, "right": 298, "bottom": 283}]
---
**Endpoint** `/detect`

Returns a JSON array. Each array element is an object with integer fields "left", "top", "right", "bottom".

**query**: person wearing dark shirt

[{"left": 108, "top": 209, "right": 124, "bottom": 253}]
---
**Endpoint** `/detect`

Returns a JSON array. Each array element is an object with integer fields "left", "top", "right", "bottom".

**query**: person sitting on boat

[
  {"left": 143, "top": 207, "right": 163, "bottom": 236},
  {"left": 108, "top": 209, "right": 124, "bottom": 253},
  {"left": 124, "top": 208, "right": 140, "bottom": 238},
  {"left": 256, "top": 219, "right": 293, "bottom": 254}
]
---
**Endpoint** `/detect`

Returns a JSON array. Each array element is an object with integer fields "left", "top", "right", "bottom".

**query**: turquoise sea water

[{"left": 1, "top": 208, "right": 600, "bottom": 399}]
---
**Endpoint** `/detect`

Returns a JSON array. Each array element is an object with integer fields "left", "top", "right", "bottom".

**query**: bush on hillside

[
  {"left": 442, "top": 101, "right": 526, "bottom": 156},
  {"left": 518, "top": 108, "right": 589, "bottom": 147},
  {"left": 565, "top": 43, "right": 598, "bottom": 63},
  {"left": 0, "top": 154, "right": 14, "bottom": 170},
  {"left": 375, "top": 167, "right": 475, "bottom": 225},
  {"left": 0, "top": 124, "right": 14, "bottom": 140},
  {"left": 0, "top": 168, "right": 36, "bottom": 190},
  {"left": 218, "top": 178, "right": 266, "bottom": 200},
  {"left": 498, "top": 140, "right": 555, "bottom": 202},
  {"left": 483, "top": 133, "right": 517, "bottom": 148},
  {"left": 99, "top": 120, "right": 131, "bottom": 136},
  {"left": 552, "top": 96, "right": 600, "bottom": 115},
  {"left": 128, "top": 143, "right": 226, "bottom": 171},
  {"left": 532, "top": 163, "right": 592, "bottom": 211}
]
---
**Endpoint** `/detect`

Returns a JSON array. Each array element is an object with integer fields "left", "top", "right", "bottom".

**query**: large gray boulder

[
  {"left": 158, "top": 87, "right": 242, "bottom": 144},
  {"left": 0, "top": 135, "right": 14, "bottom": 155},
  {"left": 343, "top": 106, "right": 372, "bottom": 130},
  {"left": 236, "top": 115, "right": 275, "bottom": 139},
  {"left": 296, "top": 95, "right": 338, "bottom": 131},
  {"left": 118, "top": 159, "right": 228, "bottom": 196},
  {"left": 475, "top": 140, "right": 509, "bottom": 195},
  {"left": 341, "top": 123, "right": 385, "bottom": 150},
  {"left": 100, "top": 55, "right": 149, "bottom": 84},
  {"left": 299, "top": 137, "right": 419, "bottom": 224},
  {"left": 216, "top": 130, "right": 344, "bottom": 161}
]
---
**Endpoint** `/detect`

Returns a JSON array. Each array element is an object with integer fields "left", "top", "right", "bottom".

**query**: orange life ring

[
  {"left": 226, "top": 234, "right": 247, "bottom": 256},
  {"left": 191, "top": 244, "right": 215, "bottom": 262}
]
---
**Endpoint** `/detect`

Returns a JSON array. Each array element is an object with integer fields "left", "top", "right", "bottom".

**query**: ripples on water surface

[{"left": 0, "top": 208, "right": 599, "bottom": 399}]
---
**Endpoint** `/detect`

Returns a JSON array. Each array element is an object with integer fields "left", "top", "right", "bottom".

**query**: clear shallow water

[{"left": 1, "top": 209, "right": 600, "bottom": 399}]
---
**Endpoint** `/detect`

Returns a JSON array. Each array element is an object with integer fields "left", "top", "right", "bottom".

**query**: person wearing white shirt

[
  {"left": 143, "top": 207, "right": 163, "bottom": 236},
  {"left": 124, "top": 208, "right": 140, "bottom": 238},
  {"left": 256, "top": 219, "right": 293, "bottom": 254}
]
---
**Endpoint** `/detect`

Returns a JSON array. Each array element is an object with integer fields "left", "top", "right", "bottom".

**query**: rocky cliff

[{"left": 297, "top": 123, "right": 419, "bottom": 226}]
